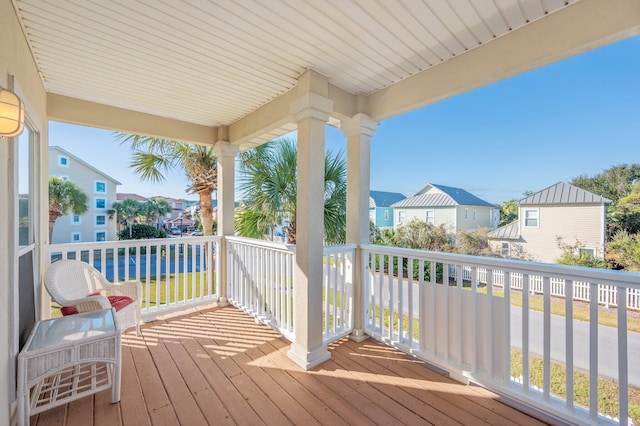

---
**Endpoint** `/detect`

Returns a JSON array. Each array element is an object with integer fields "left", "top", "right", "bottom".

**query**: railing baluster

[
  {"left": 618, "top": 286, "right": 628, "bottom": 425},
  {"left": 543, "top": 276, "right": 551, "bottom": 401},
  {"left": 522, "top": 274, "right": 530, "bottom": 393},
  {"left": 589, "top": 282, "right": 598, "bottom": 422},
  {"left": 565, "top": 279, "right": 574, "bottom": 411}
]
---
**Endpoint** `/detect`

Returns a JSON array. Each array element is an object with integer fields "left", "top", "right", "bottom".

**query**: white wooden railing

[
  {"left": 226, "top": 236, "right": 296, "bottom": 341},
  {"left": 322, "top": 244, "right": 356, "bottom": 344},
  {"left": 361, "top": 244, "right": 640, "bottom": 426},
  {"left": 44, "top": 236, "right": 221, "bottom": 320},
  {"left": 225, "top": 237, "right": 356, "bottom": 344}
]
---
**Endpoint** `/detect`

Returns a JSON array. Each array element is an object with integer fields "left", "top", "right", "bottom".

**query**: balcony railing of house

[
  {"left": 44, "top": 236, "right": 639, "bottom": 424},
  {"left": 225, "top": 236, "right": 355, "bottom": 344},
  {"left": 361, "top": 244, "right": 640, "bottom": 426},
  {"left": 44, "top": 236, "right": 221, "bottom": 320}
]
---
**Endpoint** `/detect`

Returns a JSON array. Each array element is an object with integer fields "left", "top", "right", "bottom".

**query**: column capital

[
  {"left": 340, "top": 113, "right": 378, "bottom": 138},
  {"left": 213, "top": 141, "right": 240, "bottom": 158},
  {"left": 291, "top": 93, "right": 333, "bottom": 123}
]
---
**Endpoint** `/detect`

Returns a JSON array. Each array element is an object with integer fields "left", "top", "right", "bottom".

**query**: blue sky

[{"left": 49, "top": 35, "right": 640, "bottom": 205}]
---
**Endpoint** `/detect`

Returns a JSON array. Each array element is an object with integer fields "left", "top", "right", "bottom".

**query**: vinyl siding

[
  {"left": 519, "top": 204, "right": 606, "bottom": 263},
  {"left": 394, "top": 207, "right": 456, "bottom": 232},
  {"left": 455, "top": 206, "right": 495, "bottom": 233}
]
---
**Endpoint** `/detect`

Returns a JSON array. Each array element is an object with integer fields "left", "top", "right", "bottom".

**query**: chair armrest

[
  {"left": 105, "top": 280, "right": 142, "bottom": 301},
  {"left": 70, "top": 295, "right": 112, "bottom": 313}
]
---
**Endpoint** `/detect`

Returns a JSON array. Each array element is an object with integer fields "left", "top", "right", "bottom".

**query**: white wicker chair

[{"left": 44, "top": 259, "right": 142, "bottom": 334}]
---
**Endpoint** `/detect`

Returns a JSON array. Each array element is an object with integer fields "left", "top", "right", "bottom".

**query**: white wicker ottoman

[{"left": 17, "top": 309, "right": 121, "bottom": 426}]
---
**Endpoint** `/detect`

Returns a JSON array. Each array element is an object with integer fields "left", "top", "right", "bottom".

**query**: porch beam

[
  {"left": 365, "top": 0, "right": 640, "bottom": 121},
  {"left": 342, "top": 114, "right": 378, "bottom": 342},
  {"left": 287, "top": 71, "right": 333, "bottom": 370},
  {"left": 213, "top": 141, "right": 239, "bottom": 306},
  {"left": 47, "top": 94, "right": 217, "bottom": 146}
]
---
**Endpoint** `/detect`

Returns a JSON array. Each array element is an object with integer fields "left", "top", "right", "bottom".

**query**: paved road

[
  {"left": 511, "top": 307, "right": 640, "bottom": 387},
  {"left": 365, "top": 272, "right": 640, "bottom": 386}
]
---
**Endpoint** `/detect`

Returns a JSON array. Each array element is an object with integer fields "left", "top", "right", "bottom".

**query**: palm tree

[
  {"left": 237, "top": 137, "right": 346, "bottom": 245},
  {"left": 144, "top": 197, "right": 173, "bottom": 229},
  {"left": 48, "top": 177, "right": 88, "bottom": 242},
  {"left": 116, "top": 134, "right": 218, "bottom": 236},
  {"left": 112, "top": 198, "right": 145, "bottom": 238}
]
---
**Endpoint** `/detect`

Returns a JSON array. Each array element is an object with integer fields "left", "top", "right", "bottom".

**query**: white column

[
  {"left": 341, "top": 114, "right": 378, "bottom": 342},
  {"left": 287, "top": 91, "right": 333, "bottom": 370},
  {"left": 213, "top": 141, "right": 239, "bottom": 306}
]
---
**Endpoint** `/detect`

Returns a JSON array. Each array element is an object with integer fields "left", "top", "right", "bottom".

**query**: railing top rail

[
  {"left": 225, "top": 236, "right": 296, "bottom": 253},
  {"left": 360, "top": 243, "right": 640, "bottom": 288},
  {"left": 45, "top": 236, "right": 220, "bottom": 253},
  {"left": 323, "top": 243, "right": 357, "bottom": 254}
]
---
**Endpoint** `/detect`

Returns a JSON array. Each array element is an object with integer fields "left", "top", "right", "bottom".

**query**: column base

[
  {"left": 348, "top": 328, "right": 369, "bottom": 343},
  {"left": 287, "top": 343, "right": 331, "bottom": 371},
  {"left": 217, "top": 296, "right": 229, "bottom": 307}
]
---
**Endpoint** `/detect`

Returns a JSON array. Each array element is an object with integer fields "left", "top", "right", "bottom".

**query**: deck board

[{"left": 30, "top": 305, "right": 547, "bottom": 426}]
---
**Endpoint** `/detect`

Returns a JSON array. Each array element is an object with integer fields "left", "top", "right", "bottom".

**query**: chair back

[{"left": 44, "top": 260, "right": 109, "bottom": 304}]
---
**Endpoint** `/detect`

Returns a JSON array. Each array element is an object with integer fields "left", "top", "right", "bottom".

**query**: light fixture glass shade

[{"left": 0, "top": 88, "right": 25, "bottom": 138}]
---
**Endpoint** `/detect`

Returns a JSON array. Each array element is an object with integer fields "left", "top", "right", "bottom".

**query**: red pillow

[{"left": 61, "top": 295, "right": 134, "bottom": 316}]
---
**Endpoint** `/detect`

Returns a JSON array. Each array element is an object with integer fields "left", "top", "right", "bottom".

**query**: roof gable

[
  {"left": 369, "top": 191, "right": 406, "bottom": 208},
  {"left": 49, "top": 146, "right": 122, "bottom": 184},
  {"left": 488, "top": 221, "right": 520, "bottom": 240},
  {"left": 392, "top": 183, "right": 495, "bottom": 208},
  {"left": 519, "top": 182, "right": 612, "bottom": 205}
]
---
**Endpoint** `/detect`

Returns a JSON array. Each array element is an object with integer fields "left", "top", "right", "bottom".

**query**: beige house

[
  {"left": 48, "top": 146, "right": 120, "bottom": 243},
  {"left": 391, "top": 183, "right": 499, "bottom": 234},
  {"left": 488, "top": 182, "right": 611, "bottom": 263}
]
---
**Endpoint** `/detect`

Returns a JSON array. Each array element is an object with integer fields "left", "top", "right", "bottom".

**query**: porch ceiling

[{"left": 10, "top": 0, "right": 639, "bottom": 147}]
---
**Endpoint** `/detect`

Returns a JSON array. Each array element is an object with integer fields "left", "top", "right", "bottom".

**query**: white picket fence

[{"left": 450, "top": 265, "right": 640, "bottom": 310}]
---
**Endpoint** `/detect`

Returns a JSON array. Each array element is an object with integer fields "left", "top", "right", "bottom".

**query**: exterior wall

[
  {"left": 394, "top": 207, "right": 456, "bottom": 232},
  {"left": 374, "top": 207, "right": 394, "bottom": 229},
  {"left": 48, "top": 148, "right": 119, "bottom": 243},
  {"left": 455, "top": 206, "right": 496, "bottom": 233},
  {"left": 1, "top": 3, "right": 49, "bottom": 422},
  {"left": 489, "top": 239, "right": 530, "bottom": 260},
  {"left": 519, "top": 204, "right": 606, "bottom": 263}
]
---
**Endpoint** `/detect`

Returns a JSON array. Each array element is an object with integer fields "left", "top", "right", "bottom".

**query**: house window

[
  {"left": 426, "top": 210, "right": 434, "bottom": 224},
  {"left": 95, "top": 231, "right": 106, "bottom": 242},
  {"left": 71, "top": 214, "right": 81, "bottom": 225},
  {"left": 501, "top": 242, "right": 510, "bottom": 257},
  {"left": 524, "top": 209, "right": 539, "bottom": 227},
  {"left": 95, "top": 181, "right": 106, "bottom": 193},
  {"left": 384, "top": 210, "right": 389, "bottom": 221},
  {"left": 96, "top": 215, "right": 106, "bottom": 226},
  {"left": 58, "top": 155, "right": 69, "bottom": 167},
  {"left": 71, "top": 232, "right": 81, "bottom": 242},
  {"left": 579, "top": 247, "right": 596, "bottom": 257},
  {"left": 398, "top": 210, "right": 405, "bottom": 224},
  {"left": 95, "top": 198, "right": 106, "bottom": 209}
]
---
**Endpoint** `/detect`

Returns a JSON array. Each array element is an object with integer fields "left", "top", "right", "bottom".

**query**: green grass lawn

[{"left": 512, "top": 350, "right": 640, "bottom": 423}]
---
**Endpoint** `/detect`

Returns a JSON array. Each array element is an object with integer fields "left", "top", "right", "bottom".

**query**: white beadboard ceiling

[{"left": 12, "top": 0, "right": 575, "bottom": 127}]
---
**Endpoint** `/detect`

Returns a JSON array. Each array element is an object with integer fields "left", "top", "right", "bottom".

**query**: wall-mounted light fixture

[{"left": 0, "top": 87, "right": 25, "bottom": 138}]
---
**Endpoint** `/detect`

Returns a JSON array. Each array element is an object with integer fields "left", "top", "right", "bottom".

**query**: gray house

[
  {"left": 488, "top": 182, "right": 611, "bottom": 262},
  {"left": 391, "top": 183, "right": 499, "bottom": 234}
]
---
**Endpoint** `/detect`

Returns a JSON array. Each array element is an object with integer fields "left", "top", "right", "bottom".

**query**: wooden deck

[{"left": 29, "top": 305, "right": 546, "bottom": 425}]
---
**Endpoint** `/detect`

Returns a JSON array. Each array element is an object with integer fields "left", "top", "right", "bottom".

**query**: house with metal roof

[
  {"left": 390, "top": 183, "right": 499, "bottom": 234},
  {"left": 369, "top": 190, "right": 405, "bottom": 229},
  {"left": 488, "top": 182, "right": 612, "bottom": 262}
]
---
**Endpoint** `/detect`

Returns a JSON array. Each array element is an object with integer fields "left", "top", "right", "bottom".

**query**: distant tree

[
  {"left": 112, "top": 198, "right": 145, "bottom": 238},
  {"left": 391, "top": 219, "right": 451, "bottom": 252},
  {"left": 606, "top": 230, "right": 640, "bottom": 271},
  {"left": 555, "top": 236, "right": 609, "bottom": 269},
  {"left": 117, "top": 223, "right": 167, "bottom": 240},
  {"left": 237, "top": 138, "right": 346, "bottom": 245},
  {"left": 117, "top": 134, "right": 218, "bottom": 236},
  {"left": 369, "top": 220, "right": 381, "bottom": 244},
  {"left": 607, "top": 182, "right": 640, "bottom": 236},
  {"left": 571, "top": 163, "right": 640, "bottom": 203},
  {"left": 498, "top": 199, "right": 519, "bottom": 226},
  {"left": 144, "top": 197, "right": 173, "bottom": 229},
  {"left": 48, "top": 177, "right": 88, "bottom": 242},
  {"left": 454, "top": 228, "right": 498, "bottom": 257}
]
